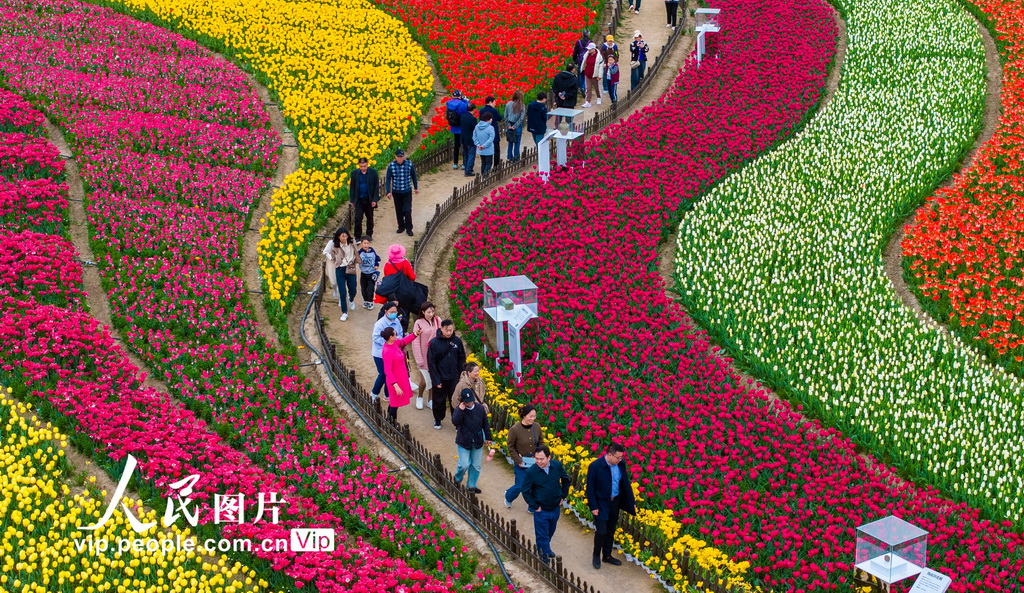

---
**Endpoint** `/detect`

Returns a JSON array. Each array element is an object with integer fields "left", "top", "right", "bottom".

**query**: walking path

[{"left": 308, "top": 6, "right": 694, "bottom": 593}]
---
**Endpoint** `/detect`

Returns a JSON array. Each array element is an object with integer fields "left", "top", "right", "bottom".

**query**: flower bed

[
  {"left": 902, "top": 0, "right": 1024, "bottom": 377},
  {"left": 451, "top": 0, "right": 1024, "bottom": 590},
  {"left": 0, "top": 388, "right": 274, "bottom": 593},
  {"left": 0, "top": 4, "right": 512, "bottom": 591},
  {"left": 673, "top": 0, "right": 1024, "bottom": 526}
]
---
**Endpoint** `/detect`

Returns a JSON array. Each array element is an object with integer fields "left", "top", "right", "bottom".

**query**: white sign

[
  {"left": 909, "top": 569, "right": 952, "bottom": 593},
  {"left": 508, "top": 306, "right": 534, "bottom": 331}
]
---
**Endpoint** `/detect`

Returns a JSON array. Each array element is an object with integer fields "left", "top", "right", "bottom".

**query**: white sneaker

[
  {"left": 340, "top": 313, "right": 348, "bottom": 321},
  {"left": 433, "top": 423, "right": 442, "bottom": 430},
  {"left": 582, "top": 101, "right": 592, "bottom": 108},
  {"left": 667, "top": 23, "right": 672, "bottom": 27},
  {"left": 365, "top": 302, "right": 374, "bottom": 310},
  {"left": 504, "top": 498, "right": 512, "bottom": 509},
  {"left": 597, "top": 98, "right": 602, "bottom": 105},
  {"left": 426, "top": 400, "right": 433, "bottom": 409},
  {"left": 415, "top": 396, "right": 424, "bottom": 410},
  {"left": 409, "top": 381, "right": 419, "bottom": 391},
  {"left": 349, "top": 300, "right": 355, "bottom": 311},
  {"left": 634, "top": 9, "right": 639, "bottom": 13},
  {"left": 371, "top": 393, "right": 379, "bottom": 403}
]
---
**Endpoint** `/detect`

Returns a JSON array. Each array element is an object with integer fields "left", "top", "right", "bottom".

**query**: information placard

[{"left": 908, "top": 569, "right": 952, "bottom": 593}]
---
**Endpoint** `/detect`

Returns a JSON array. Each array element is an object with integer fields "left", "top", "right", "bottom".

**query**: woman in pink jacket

[
  {"left": 411, "top": 301, "right": 442, "bottom": 410},
  {"left": 381, "top": 325, "right": 421, "bottom": 422}
]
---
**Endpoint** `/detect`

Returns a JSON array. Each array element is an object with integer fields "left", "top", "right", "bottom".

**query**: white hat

[
  {"left": 633, "top": 30, "right": 642, "bottom": 38},
  {"left": 586, "top": 42, "right": 597, "bottom": 50}
]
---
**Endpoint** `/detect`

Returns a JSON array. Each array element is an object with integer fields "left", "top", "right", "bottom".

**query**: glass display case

[
  {"left": 855, "top": 516, "right": 928, "bottom": 584},
  {"left": 483, "top": 275, "right": 538, "bottom": 324},
  {"left": 695, "top": 7, "right": 721, "bottom": 31}
]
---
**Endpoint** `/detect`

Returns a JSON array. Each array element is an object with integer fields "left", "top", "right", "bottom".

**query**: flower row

[
  {"left": 902, "top": 0, "right": 1024, "bottom": 376},
  {"left": 673, "top": 0, "right": 1024, "bottom": 525},
  {"left": 451, "top": 0, "right": 1024, "bottom": 589}
]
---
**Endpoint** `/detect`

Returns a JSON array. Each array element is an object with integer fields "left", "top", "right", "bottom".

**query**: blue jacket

[
  {"left": 526, "top": 100, "right": 548, "bottom": 135},
  {"left": 585, "top": 456, "right": 636, "bottom": 518},
  {"left": 473, "top": 120, "right": 495, "bottom": 156},
  {"left": 447, "top": 98, "right": 469, "bottom": 133},
  {"left": 522, "top": 459, "right": 571, "bottom": 512}
]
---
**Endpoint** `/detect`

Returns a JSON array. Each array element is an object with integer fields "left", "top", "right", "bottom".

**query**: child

[
  {"left": 604, "top": 56, "right": 620, "bottom": 105},
  {"left": 357, "top": 236, "right": 380, "bottom": 310}
]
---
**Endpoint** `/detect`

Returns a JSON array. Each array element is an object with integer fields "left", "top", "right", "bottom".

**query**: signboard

[
  {"left": 506, "top": 307, "right": 535, "bottom": 382},
  {"left": 908, "top": 569, "right": 952, "bottom": 593}
]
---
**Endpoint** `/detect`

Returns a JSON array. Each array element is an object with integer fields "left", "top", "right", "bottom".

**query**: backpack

[{"left": 446, "top": 102, "right": 462, "bottom": 127}]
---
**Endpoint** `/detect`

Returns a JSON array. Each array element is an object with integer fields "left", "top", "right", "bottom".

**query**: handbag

[{"left": 630, "top": 60, "right": 640, "bottom": 68}]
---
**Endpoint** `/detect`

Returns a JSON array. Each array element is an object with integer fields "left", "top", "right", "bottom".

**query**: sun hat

[
  {"left": 633, "top": 30, "right": 642, "bottom": 37},
  {"left": 388, "top": 244, "right": 406, "bottom": 262}
]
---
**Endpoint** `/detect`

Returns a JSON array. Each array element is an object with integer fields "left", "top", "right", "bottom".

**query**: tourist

[
  {"left": 473, "top": 112, "right": 496, "bottom": 175},
  {"left": 604, "top": 55, "right": 620, "bottom": 105},
  {"left": 426, "top": 319, "right": 467, "bottom": 429},
  {"left": 451, "top": 361, "right": 487, "bottom": 411},
  {"left": 665, "top": 0, "right": 679, "bottom": 29},
  {"left": 505, "top": 90, "right": 526, "bottom": 162},
  {"left": 412, "top": 301, "right": 442, "bottom": 410},
  {"left": 526, "top": 92, "right": 550, "bottom": 146},
  {"left": 504, "top": 403, "right": 544, "bottom": 508},
  {"left": 372, "top": 243, "right": 415, "bottom": 309},
  {"left": 446, "top": 90, "right": 470, "bottom": 170},
  {"left": 586, "top": 443, "right": 636, "bottom": 569},
  {"left": 357, "top": 236, "right": 380, "bottom": 310},
  {"left": 381, "top": 325, "right": 422, "bottom": 422},
  {"left": 551, "top": 64, "right": 579, "bottom": 124},
  {"left": 479, "top": 96, "right": 503, "bottom": 166},
  {"left": 326, "top": 227, "right": 356, "bottom": 321},
  {"left": 452, "top": 388, "right": 492, "bottom": 493},
  {"left": 572, "top": 30, "right": 590, "bottom": 97},
  {"left": 371, "top": 301, "right": 404, "bottom": 403},
  {"left": 600, "top": 35, "right": 619, "bottom": 62},
  {"left": 581, "top": 42, "right": 604, "bottom": 108},
  {"left": 630, "top": 32, "right": 649, "bottom": 90},
  {"left": 348, "top": 157, "right": 378, "bottom": 241},
  {"left": 384, "top": 149, "right": 418, "bottom": 237},
  {"left": 459, "top": 103, "right": 478, "bottom": 177},
  {"left": 521, "top": 445, "right": 570, "bottom": 563}
]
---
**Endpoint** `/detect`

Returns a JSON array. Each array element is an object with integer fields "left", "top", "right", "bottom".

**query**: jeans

[
  {"left": 532, "top": 132, "right": 546, "bottom": 146},
  {"left": 631, "top": 0, "right": 642, "bottom": 9},
  {"left": 334, "top": 269, "right": 356, "bottom": 313},
  {"left": 454, "top": 446, "right": 483, "bottom": 488},
  {"left": 630, "top": 60, "right": 647, "bottom": 90},
  {"left": 480, "top": 154, "right": 494, "bottom": 175},
  {"left": 534, "top": 509, "right": 560, "bottom": 558},
  {"left": 505, "top": 456, "right": 536, "bottom": 503},
  {"left": 578, "top": 72, "right": 586, "bottom": 95},
  {"left": 392, "top": 190, "right": 412, "bottom": 231},
  {"left": 372, "top": 355, "right": 389, "bottom": 398},
  {"left": 665, "top": 0, "right": 678, "bottom": 26},
  {"left": 359, "top": 271, "right": 375, "bottom": 302},
  {"left": 462, "top": 144, "right": 476, "bottom": 174},
  {"left": 593, "top": 496, "right": 621, "bottom": 557},
  {"left": 506, "top": 130, "right": 521, "bottom": 160},
  {"left": 452, "top": 132, "right": 461, "bottom": 165},
  {"left": 353, "top": 200, "right": 373, "bottom": 240},
  {"left": 433, "top": 378, "right": 457, "bottom": 425},
  {"left": 604, "top": 79, "right": 619, "bottom": 103}
]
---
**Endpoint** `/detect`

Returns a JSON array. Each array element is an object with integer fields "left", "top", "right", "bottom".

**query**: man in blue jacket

[
  {"left": 585, "top": 442, "right": 636, "bottom": 569},
  {"left": 522, "top": 445, "right": 571, "bottom": 563},
  {"left": 526, "top": 92, "right": 550, "bottom": 146},
  {"left": 446, "top": 90, "right": 469, "bottom": 170}
]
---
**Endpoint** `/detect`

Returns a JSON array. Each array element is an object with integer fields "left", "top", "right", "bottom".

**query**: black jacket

[
  {"left": 551, "top": 71, "right": 578, "bottom": 108},
  {"left": 479, "top": 105, "right": 502, "bottom": 137},
  {"left": 522, "top": 459, "right": 571, "bottom": 511},
  {"left": 348, "top": 168, "right": 379, "bottom": 204},
  {"left": 585, "top": 456, "right": 636, "bottom": 518},
  {"left": 426, "top": 329, "right": 466, "bottom": 384},
  {"left": 459, "top": 112, "right": 478, "bottom": 146},
  {"left": 526, "top": 101, "right": 548, "bottom": 134},
  {"left": 452, "top": 403, "right": 491, "bottom": 449}
]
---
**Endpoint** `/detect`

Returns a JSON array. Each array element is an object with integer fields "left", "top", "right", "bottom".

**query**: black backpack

[{"left": 446, "top": 103, "right": 462, "bottom": 127}]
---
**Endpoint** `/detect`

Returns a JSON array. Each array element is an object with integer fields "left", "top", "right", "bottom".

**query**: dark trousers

[
  {"left": 453, "top": 132, "right": 461, "bottom": 165},
  {"left": 432, "top": 378, "right": 457, "bottom": 424},
  {"left": 359, "top": 271, "right": 375, "bottom": 302},
  {"left": 462, "top": 144, "right": 476, "bottom": 175},
  {"left": 353, "top": 200, "right": 373, "bottom": 240},
  {"left": 630, "top": 61, "right": 646, "bottom": 90},
  {"left": 493, "top": 137, "right": 500, "bottom": 165},
  {"left": 604, "top": 79, "right": 618, "bottom": 103},
  {"left": 392, "top": 190, "right": 413, "bottom": 231},
  {"left": 480, "top": 155, "right": 494, "bottom": 175},
  {"left": 387, "top": 405, "right": 398, "bottom": 422},
  {"left": 534, "top": 509, "right": 559, "bottom": 557},
  {"left": 372, "top": 356, "right": 388, "bottom": 398},
  {"left": 533, "top": 132, "right": 545, "bottom": 146},
  {"left": 507, "top": 130, "right": 521, "bottom": 161},
  {"left": 593, "top": 496, "right": 621, "bottom": 557},
  {"left": 665, "top": 1, "right": 678, "bottom": 26}
]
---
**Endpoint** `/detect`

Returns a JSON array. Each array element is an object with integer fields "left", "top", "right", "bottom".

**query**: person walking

[
  {"left": 479, "top": 96, "right": 503, "bottom": 166},
  {"left": 384, "top": 149, "right": 419, "bottom": 237},
  {"left": 600, "top": 35, "right": 619, "bottom": 62},
  {"left": 586, "top": 443, "right": 636, "bottom": 569},
  {"left": 426, "top": 319, "right": 466, "bottom": 429},
  {"left": 629, "top": 32, "right": 649, "bottom": 90},
  {"left": 326, "top": 227, "right": 357, "bottom": 321},
  {"left": 581, "top": 42, "right": 604, "bottom": 108},
  {"left": 348, "top": 158, "right": 378, "bottom": 241},
  {"left": 521, "top": 445, "right": 570, "bottom": 563},
  {"left": 604, "top": 56, "right": 620, "bottom": 105},
  {"left": 357, "top": 236, "right": 380, "bottom": 310},
  {"left": 381, "top": 325, "right": 422, "bottom": 422},
  {"left": 459, "top": 104, "right": 478, "bottom": 177},
  {"left": 452, "top": 388, "right": 492, "bottom": 494},
  {"left": 526, "top": 92, "right": 549, "bottom": 147},
  {"left": 504, "top": 90, "right": 525, "bottom": 162},
  {"left": 445, "top": 90, "right": 470, "bottom": 170},
  {"left": 473, "top": 112, "right": 496, "bottom": 175},
  {"left": 551, "top": 64, "right": 579, "bottom": 124},
  {"left": 411, "top": 301, "right": 442, "bottom": 410},
  {"left": 453, "top": 361, "right": 486, "bottom": 411},
  {"left": 372, "top": 243, "right": 415, "bottom": 305},
  {"left": 371, "top": 301, "right": 404, "bottom": 403},
  {"left": 628, "top": 0, "right": 641, "bottom": 13},
  {"left": 665, "top": 0, "right": 679, "bottom": 29},
  {"left": 572, "top": 30, "right": 591, "bottom": 98},
  {"left": 504, "top": 404, "right": 544, "bottom": 508}
]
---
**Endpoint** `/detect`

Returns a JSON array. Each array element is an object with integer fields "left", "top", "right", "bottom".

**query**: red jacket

[{"left": 374, "top": 258, "right": 416, "bottom": 304}]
